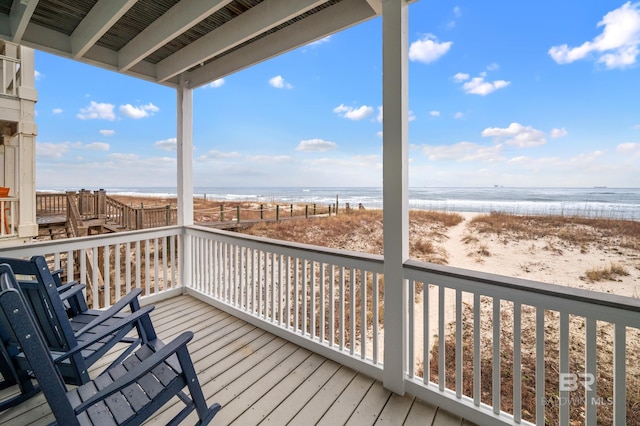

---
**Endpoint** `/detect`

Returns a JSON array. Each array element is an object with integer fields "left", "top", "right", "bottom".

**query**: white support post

[
  {"left": 382, "top": 0, "right": 409, "bottom": 395},
  {"left": 177, "top": 73, "right": 194, "bottom": 291},
  {"left": 17, "top": 45, "right": 38, "bottom": 238}
]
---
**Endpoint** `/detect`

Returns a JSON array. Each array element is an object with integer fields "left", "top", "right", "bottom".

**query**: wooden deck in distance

[{"left": 0, "top": 295, "right": 471, "bottom": 425}]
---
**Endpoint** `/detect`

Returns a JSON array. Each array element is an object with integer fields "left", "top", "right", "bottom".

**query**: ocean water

[{"left": 40, "top": 187, "right": 640, "bottom": 220}]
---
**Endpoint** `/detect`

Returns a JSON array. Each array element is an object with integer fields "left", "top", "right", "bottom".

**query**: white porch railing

[
  {"left": 0, "top": 197, "right": 18, "bottom": 238},
  {"left": 185, "top": 225, "right": 385, "bottom": 380},
  {"left": 0, "top": 52, "right": 20, "bottom": 97},
  {"left": 0, "top": 227, "right": 182, "bottom": 307},
  {"left": 0, "top": 225, "right": 638, "bottom": 425}
]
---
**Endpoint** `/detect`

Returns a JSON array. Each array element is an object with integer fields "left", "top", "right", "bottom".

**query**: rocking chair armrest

[
  {"left": 56, "top": 281, "right": 81, "bottom": 293},
  {"left": 52, "top": 306, "right": 156, "bottom": 362},
  {"left": 74, "top": 288, "right": 144, "bottom": 335},
  {"left": 73, "top": 331, "right": 194, "bottom": 414},
  {"left": 58, "top": 283, "right": 86, "bottom": 302}
]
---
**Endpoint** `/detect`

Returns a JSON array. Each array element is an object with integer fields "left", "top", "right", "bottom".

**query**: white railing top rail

[
  {"left": 0, "top": 226, "right": 183, "bottom": 257},
  {"left": 404, "top": 259, "right": 640, "bottom": 326},
  {"left": 186, "top": 224, "right": 384, "bottom": 272},
  {"left": 0, "top": 54, "right": 20, "bottom": 64}
]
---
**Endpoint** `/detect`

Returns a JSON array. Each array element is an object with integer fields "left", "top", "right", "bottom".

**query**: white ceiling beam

[
  {"left": 118, "top": 0, "right": 234, "bottom": 71},
  {"left": 9, "top": 0, "right": 39, "bottom": 42},
  {"left": 188, "top": 0, "right": 376, "bottom": 89},
  {"left": 21, "top": 21, "right": 71, "bottom": 56},
  {"left": 20, "top": 22, "right": 173, "bottom": 86},
  {"left": 363, "top": 0, "right": 382, "bottom": 15},
  {"left": 70, "top": 0, "right": 138, "bottom": 59},
  {"left": 156, "top": 0, "right": 327, "bottom": 82}
]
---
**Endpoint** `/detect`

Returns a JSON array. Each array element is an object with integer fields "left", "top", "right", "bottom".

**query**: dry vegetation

[
  {"left": 585, "top": 262, "right": 630, "bottom": 282},
  {"left": 242, "top": 209, "right": 464, "bottom": 264},
  {"left": 427, "top": 300, "right": 640, "bottom": 425},
  {"left": 469, "top": 212, "right": 640, "bottom": 253}
]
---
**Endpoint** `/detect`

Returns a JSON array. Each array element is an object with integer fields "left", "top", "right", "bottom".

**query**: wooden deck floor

[{"left": 0, "top": 295, "right": 469, "bottom": 425}]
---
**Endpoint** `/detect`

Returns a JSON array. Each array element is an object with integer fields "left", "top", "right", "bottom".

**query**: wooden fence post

[
  {"left": 260, "top": 204, "right": 264, "bottom": 220},
  {"left": 220, "top": 205, "right": 224, "bottom": 221},
  {"left": 165, "top": 205, "right": 171, "bottom": 226},
  {"left": 136, "top": 208, "right": 143, "bottom": 230},
  {"left": 236, "top": 206, "right": 240, "bottom": 223},
  {"left": 96, "top": 189, "right": 106, "bottom": 218},
  {"left": 290, "top": 204, "right": 293, "bottom": 217},
  {"left": 313, "top": 203, "right": 316, "bottom": 215},
  {"left": 305, "top": 205, "right": 308, "bottom": 218},
  {"left": 276, "top": 205, "right": 280, "bottom": 221}
]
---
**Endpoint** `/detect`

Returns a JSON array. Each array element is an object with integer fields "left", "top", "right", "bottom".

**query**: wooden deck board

[
  {"left": 317, "top": 373, "right": 375, "bottom": 425},
  {"left": 375, "top": 393, "right": 414, "bottom": 425},
  {"left": 229, "top": 353, "right": 326, "bottom": 425},
  {"left": 0, "top": 295, "right": 467, "bottom": 425},
  {"left": 345, "top": 380, "right": 392, "bottom": 425},
  {"left": 261, "top": 359, "right": 341, "bottom": 424}
]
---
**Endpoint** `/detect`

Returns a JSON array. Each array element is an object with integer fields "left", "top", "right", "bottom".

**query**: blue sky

[{"left": 34, "top": 1, "right": 640, "bottom": 189}]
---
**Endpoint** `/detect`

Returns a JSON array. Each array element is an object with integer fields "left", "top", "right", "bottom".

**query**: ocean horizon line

[{"left": 36, "top": 186, "right": 640, "bottom": 221}]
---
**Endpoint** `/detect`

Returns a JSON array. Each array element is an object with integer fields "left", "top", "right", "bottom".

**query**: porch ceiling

[{"left": 0, "top": 0, "right": 380, "bottom": 88}]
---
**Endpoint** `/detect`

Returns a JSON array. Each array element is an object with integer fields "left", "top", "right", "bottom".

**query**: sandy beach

[{"left": 106, "top": 195, "right": 639, "bottom": 422}]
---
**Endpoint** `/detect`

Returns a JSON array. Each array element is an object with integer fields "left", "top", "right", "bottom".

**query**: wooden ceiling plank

[
  {"left": 71, "top": 0, "right": 138, "bottom": 59},
  {"left": 155, "top": 0, "right": 327, "bottom": 82},
  {"left": 9, "top": 0, "right": 40, "bottom": 42},
  {"left": 118, "top": 0, "right": 234, "bottom": 71}
]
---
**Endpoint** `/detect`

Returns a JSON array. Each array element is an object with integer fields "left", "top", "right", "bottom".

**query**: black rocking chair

[
  {"left": 0, "top": 255, "right": 157, "bottom": 386},
  {"left": 0, "top": 264, "right": 221, "bottom": 425}
]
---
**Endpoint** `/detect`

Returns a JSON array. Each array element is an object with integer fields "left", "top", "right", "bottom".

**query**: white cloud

[
  {"left": 248, "top": 155, "right": 293, "bottom": 163},
  {"left": 549, "top": 2, "right": 640, "bottom": 69},
  {"left": 422, "top": 142, "right": 504, "bottom": 162},
  {"left": 84, "top": 142, "right": 109, "bottom": 151},
  {"left": 52, "top": 108, "right": 63, "bottom": 114},
  {"left": 550, "top": 128, "right": 568, "bottom": 138},
  {"left": 482, "top": 122, "right": 547, "bottom": 147},
  {"left": 453, "top": 6, "right": 462, "bottom": 17},
  {"left": 453, "top": 72, "right": 469, "bottom": 82},
  {"left": 308, "top": 36, "right": 331, "bottom": 47},
  {"left": 430, "top": 111, "right": 441, "bottom": 117},
  {"left": 77, "top": 101, "right": 116, "bottom": 121},
  {"left": 154, "top": 138, "right": 177, "bottom": 151},
  {"left": 205, "top": 79, "right": 225, "bottom": 88},
  {"left": 109, "top": 153, "right": 139, "bottom": 161},
  {"left": 454, "top": 112, "right": 464, "bottom": 119},
  {"left": 197, "top": 150, "right": 241, "bottom": 161},
  {"left": 99, "top": 129, "right": 115, "bottom": 136},
  {"left": 269, "top": 75, "right": 293, "bottom": 89},
  {"left": 296, "top": 139, "right": 337, "bottom": 152},
  {"left": 617, "top": 142, "right": 640, "bottom": 152},
  {"left": 34, "top": 70, "right": 43, "bottom": 80},
  {"left": 487, "top": 63, "right": 500, "bottom": 71},
  {"left": 334, "top": 104, "right": 374, "bottom": 120},
  {"left": 37, "top": 142, "right": 69, "bottom": 158},
  {"left": 459, "top": 73, "right": 510, "bottom": 95},
  {"left": 119, "top": 102, "right": 159, "bottom": 119},
  {"left": 409, "top": 34, "right": 453, "bottom": 64}
]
